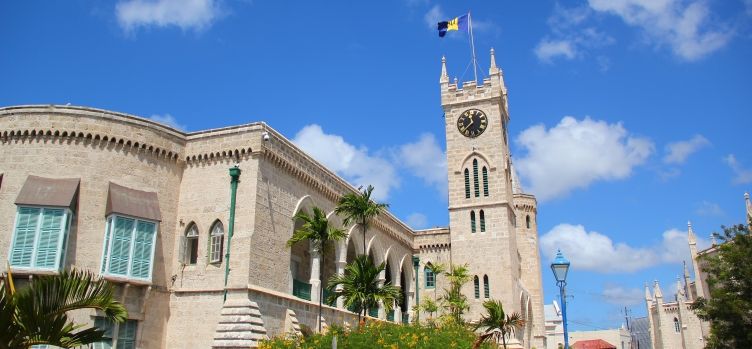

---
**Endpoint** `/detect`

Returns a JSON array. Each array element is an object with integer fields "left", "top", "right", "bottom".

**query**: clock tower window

[
  {"left": 473, "top": 159, "right": 480, "bottom": 197},
  {"left": 479, "top": 210, "right": 486, "bottom": 232},
  {"left": 464, "top": 169, "right": 471, "bottom": 199},
  {"left": 470, "top": 211, "right": 476, "bottom": 233},
  {"left": 482, "top": 166, "right": 489, "bottom": 197},
  {"left": 474, "top": 276, "right": 480, "bottom": 299}
]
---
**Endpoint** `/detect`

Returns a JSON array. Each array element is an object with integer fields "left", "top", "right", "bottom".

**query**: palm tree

[
  {"left": 335, "top": 185, "right": 389, "bottom": 255},
  {"left": 287, "top": 206, "right": 347, "bottom": 333},
  {"left": 1, "top": 268, "right": 127, "bottom": 348},
  {"left": 440, "top": 264, "right": 471, "bottom": 324},
  {"left": 473, "top": 300, "right": 526, "bottom": 349},
  {"left": 326, "top": 255, "right": 400, "bottom": 325},
  {"left": 426, "top": 262, "right": 446, "bottom": 304}
]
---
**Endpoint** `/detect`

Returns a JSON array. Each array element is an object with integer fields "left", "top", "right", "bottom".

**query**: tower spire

[
  {"left": 644, "top": 282, "right": 652, "bottom": 301},
  {"left": 653, "top": 280, "right": 663, "bottom": 301},
  {"left": 687, "top": 221, "right": 696, "bottom": 245},
  {"left": 745, "top": 192, "right": 751, "bottom": 227},
  {"left": 489, "top": 48, "right": 499, "bottom": 75},
  {"left": 440, "top": 56, "right": 449, "bottom": 84}
]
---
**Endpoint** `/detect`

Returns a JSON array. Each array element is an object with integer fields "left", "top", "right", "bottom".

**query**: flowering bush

[{"left": 259, "top": 322, "right": 494, "bottom": 349}]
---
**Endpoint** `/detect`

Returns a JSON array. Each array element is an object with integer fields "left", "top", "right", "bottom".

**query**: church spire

[
  {"left": 440, "top": 56, "right": 449, "bottom": 84},
  {"left": 653, "top": 280, "right": 663, "bottom": 302},
  {"left": 510, "top": 159, "right": 522, "bottom": 194},
  {"left": 687, "top": 221, "right": 696, "bottom": 245},
  {"left": 489, "top": 48, "right": 499, "bottom": 75}
]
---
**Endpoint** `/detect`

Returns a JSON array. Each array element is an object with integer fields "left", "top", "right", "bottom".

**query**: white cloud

[
  {"left": 663, "top": 134, "right": 710, "bottom": 164},
  {"left": 515, "top": 116, "right": 653, "bottom": 201},
  {"left": 695, "top": 201, "right": 724, "bottom": 217},
  {"left": 601, "top": 285, "right": 645, "bottom": 305},
  {"left": 116, "top": 0, "right": 223, "bottom": 32},
  {"left": 148, "top": 113, "right": 186, "bottom": 131},
  {"left": 587, "top": 0, "right": 733, "bottom": 61},
  {"left": 405, "top": 213, "right": 428, "bottom": 229},
  {"left": 396, "top": 133, "right": 447, "bottom": 197},
  {"left": 746, "top": 0, "right": 752, "bottom": 16},
  {"left": 723, "top": 154, "right": 752, "bottom": 184},
  {"left": 535, "top": 39, "right": 578, "bottom": 62},
  {"left": 293, "top": 124, "right": 399, "bottom": 201},
  {"left": 423, "top": 5, "right": 445, "bottom": 30},
  {"left": 540, "top": 224, "right": 709, "bottom": 273}
]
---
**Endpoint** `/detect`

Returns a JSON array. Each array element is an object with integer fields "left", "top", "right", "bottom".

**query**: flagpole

[{"left": 468, "top": 11, "right": 478, "bottom": 83}]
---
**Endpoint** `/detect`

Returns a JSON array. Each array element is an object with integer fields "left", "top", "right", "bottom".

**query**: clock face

[{"left": 457, "top": 109, "right": 488, "bottom": 138}]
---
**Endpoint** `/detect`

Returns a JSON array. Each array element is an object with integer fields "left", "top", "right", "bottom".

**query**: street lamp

[{"left": 551, "top": 250, "right": 571, "bottom": 349}]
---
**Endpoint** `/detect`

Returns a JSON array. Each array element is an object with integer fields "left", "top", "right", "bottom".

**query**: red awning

[{"left": 572, "top": 339, "right": 617, "bottom": 349}]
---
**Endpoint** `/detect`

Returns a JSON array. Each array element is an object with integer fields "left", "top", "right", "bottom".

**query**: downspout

[
  {"left": 223, "top": 165, "right": 242, "bottom": 302},
  {"left": 412, "top": 255, "right": 420, "bottom": 324}
]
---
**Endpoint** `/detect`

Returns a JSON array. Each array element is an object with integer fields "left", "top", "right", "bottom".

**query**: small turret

[
  {"left": 511, "top": 160, "right": 523, "bottom": 195},
  {"left": 489, "top": 48, "right": 499, "bottom": 75},
  {"left": 676, "top": 277, "right": 686, "bottom": 302},
  {"left": 645, "top": 283, "right": 652, "bottom": 302},
  {"left": 653, "top": 280, "right": 663, "bottom": 303},
  {"left": 687, "top": 221, "right": 696, "bottom": 245},
  {"left": 745, "top": 192, "right": 751, "bottom": 227},
  {"left": 440, "top": 56, "right": 449, "bottom": 84}
]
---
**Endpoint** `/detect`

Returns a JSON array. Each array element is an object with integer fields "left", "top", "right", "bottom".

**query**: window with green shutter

[
  {"left": 101, "top": 215, "right": 157, "bottom": 282},
  {"left": 482, "top": 167, "right": 489, "bottom": 196},
  {"left": 474, "top": 276, "right": 480, "bottom": 299},
  {"left": 470, "top": 211, "right": 476, "bottom": 233},
  {"left": 483, "top": 275, "right": 490, "bottom": 298},
  {"left": 479, "top": 210, "right": 485, "bottom": 232},
  {"left": 92, "top": 317, "right": 138, "bottom": 349},
  {"left": 9, "top": 206, "right": 70, "bottom": 271},
  {"left": 473, "top": 159, "right": 479, "bottom": 197},
  {"left": 464, "top": 169, "right": 471, "bottom": 199}
]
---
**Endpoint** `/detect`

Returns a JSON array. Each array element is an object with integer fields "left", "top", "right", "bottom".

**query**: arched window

[
  {"left": 483, "top": 275, "right": 490, "bottom": 298},
  {"left": 473, "top": 159, "right": 480, "bottom": 197},
  {"left": 183, "top": 224, "right": 199, "bottom": 265},
  {"left": 479, "top": 210, "right": 486, "bottom": 232},
  {"left": 474, "top": 276, "right": 480, "bottom": 299},
  {"left": 209, "top": 221, "right": 224, "bottom": 263},
  {"left": 526, "top": 215, "right": 531, "bottom": 229},
  {"left": 482, "top": 166, "right": 489, "bottom": 196},
  {"left": 470, "top": 211, "right": 476, "bottom": 233},
  {"left": 425, "top": 264, "right": 435, "bottom": 288},
  {"left": 674, "top": 317, "right": 680, "bottom": 332},
  {"left": 464, "top": 169, "right": 471, "bottom": 199}
]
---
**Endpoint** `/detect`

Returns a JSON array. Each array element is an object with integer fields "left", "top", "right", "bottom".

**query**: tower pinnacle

[
  {"left": 440, "top": 56, "right": 449, "bottom": 84},
  {"left": 687, "top": 221, "right": 696, "bottom": 245},
  {"left": 653, "top": 280, "right": 663, "bottom": 300},
  {"left": 644, "top": 283, "right": 652, "bottom": 301},
  {"left": 489, "top": 48, "right": 499, "bottom": 75}
]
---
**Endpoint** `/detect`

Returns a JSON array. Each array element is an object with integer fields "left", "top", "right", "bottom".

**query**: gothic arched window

[
  {"left": 674, "top": 317, "right": 680, "bottom": 332},
  {"left": 183, "top": 223, "right": 199, "bottom": 265},
  {"left": 526, "top": 215, "right": 531, "bottom": 229},
  {"left": 474, "top": 276, "right": 480, "bottom": 299},
  {"left": 473, "top": 159, "right": 480, "bottom": 197},
  {"left": 483, "top": 275, "right": 490, "bottom": 298},
  {"left": 482, "top": 166, "right": 489, "bottom": 196},
  {"left": 425, "top": 264, "right": 436, "bottom": 288},
  {"left": 470, "top": 211, "right": 476, "bottom": 233},
  {"left": 479, "top": 210, "right": 486, "bottom": 232},
  {"left": 209, "top": 221, "right": 224, "bottom": 263},
  {"left": 464, "top": 169, "right": 471, "bottom": 199}
]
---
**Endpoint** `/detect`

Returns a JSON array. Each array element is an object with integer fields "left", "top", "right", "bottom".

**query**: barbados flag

[{"left": 438, "top": 14, "right": 468, "bottom": 37}]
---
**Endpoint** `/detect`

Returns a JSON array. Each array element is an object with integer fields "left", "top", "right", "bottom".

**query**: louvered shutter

[
  {"left": 130, "top": 221, "right": 155, "bottom": 279},
  {"left": 117, "top": 320, "right": 138, "bottom": 349},
  {"left": 109, "top": 217, "right": 134, "bottom": 276},
  {"left": 178, "top": 235, "right": 187, "bottom": 265},
  {"left": 34, "top": 208, "right": 64, "bottom": 269},
  {"left": 101, "top": 218, "right": 112, "bottom": 274},
  {"left": 10, "top": 207, "right": 40, "bottom": 267},
  {"left": 92, "top": 317, "right": 114, "bottom": 349}
]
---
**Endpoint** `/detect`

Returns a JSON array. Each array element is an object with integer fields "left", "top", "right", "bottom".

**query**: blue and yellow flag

[{"left": 438, "top": 14, "right": 468, "bottom": 37}]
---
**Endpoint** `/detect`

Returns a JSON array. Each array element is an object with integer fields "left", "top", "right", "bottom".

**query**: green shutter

[
  {"left": 109, "top": 217, "right": 134, "bottom": 276},
  {"left": 483, "top": 275, "right": 490, "bottom": 298},
  {"left": 480, "top": 210, "right": 485, "bottom": 232},
  {"left": 34, "top": 209, "right": 64, "bottom": 269},
  {"left": 470, "top": 211, "right": 476, "bottom": 233},
  {"left": 482, "top": 167, "right": 489, "bottom": 196},
  {"left": 130, "top": 221, "right": 155, "bottom": 279},
  {"left": 474, "top": 276, "right": 480, "bottom": 298},
  {"left": 10, "top": 207, "right": 41, "bottom": 267},
  {"left": 464, "top": 169, "right": 470, "bottom": 198},
  {"left": 101, "top": 219, "right": 112, "bottom": 274},
  {"left": 117, "top": 320, "right": 138, "bottom": 349},
  {"left": 473, "top": 159, "right": 479, "bottom": 197},
  {"left": 93, "top": 317, "right": 114, "bottom": 349}
]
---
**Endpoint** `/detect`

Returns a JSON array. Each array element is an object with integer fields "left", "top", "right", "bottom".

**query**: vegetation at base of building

[
  {"left": 258, "top": 322, "right": 495, "bottom": 349},
  {"left": 326, "top": 255, "right": 401, "bottom": 324},
  {"left": 287, "top": 206, "right": 348, "bottom": 333},
  {"left": 691, "top": 224, "right": 752, "bottom": 349},
  {"left": 1, "top": 268, "right": 126, "bottom": 348},
  {"left": 440, "top": 264, "right": 471, "bottom": 324},
  {"left": 473, "top": 299, "right": 525, "bottom": 349}
]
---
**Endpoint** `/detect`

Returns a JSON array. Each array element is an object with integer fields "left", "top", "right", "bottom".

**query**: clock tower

[{"left": 440, "top": 49, "right": 546, "bottom": 348}]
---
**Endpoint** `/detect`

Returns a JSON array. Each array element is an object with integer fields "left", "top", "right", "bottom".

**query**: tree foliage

[
  {"left": 1, "top": 269, "right": 126, "bottom": 348},
  {"left": 327, "top": 255, "right": 400, "bottom": 324},
  {"left": 439, "top": 264, "right": 471, "bottom": 324},
  {"left": 472, "top": 300, "right": 525, "bottom": 349},
  {"left": 691, "top": 224, "right": 752, "bottom": 349},
  {"left": 335, "top": 185, "right": 388, "bottom": 255}
]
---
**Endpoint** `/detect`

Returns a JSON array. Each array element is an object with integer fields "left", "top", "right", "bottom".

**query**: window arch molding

[
  {"left": 457, "top": 150, "right": 493, "bottom": 173},
  {"left": 183, "top": 222, "right": 199, "bottom": 265},
  {"left": 208, "top": 220, "right": 224, "bottom": 264}
]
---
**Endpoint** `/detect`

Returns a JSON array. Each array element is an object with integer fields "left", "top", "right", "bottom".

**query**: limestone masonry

[{"left": 0, "top": 52, "right": 545, "bottom": 348}]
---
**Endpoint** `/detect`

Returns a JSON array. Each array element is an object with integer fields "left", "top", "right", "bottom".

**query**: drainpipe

[
  {"left": 223, "top": 165, "right": 241, "bottom": 302},
  {"left": 412, "top": 255, "right": 420, "bottom": 324}
]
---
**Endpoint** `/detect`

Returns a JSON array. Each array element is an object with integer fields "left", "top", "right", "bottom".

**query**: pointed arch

[
  {"left": 470, "top": 210, "right": 476, "bottom": 233},
  {"left": 482, "top": 166, "right": 489, "bottom": 196},
  {"left": 464, "top": 168, "right": 471, "bottom": 199},
  {"left": 483, "top": 274, "right": 489, "bottom": 298},
  {"left": 182, "top": 222, "right": 199, "bottom": 265},
  {"left": 209, "top": 220, "right": 224, "bottom": 263},
  {"left": 479, "top": 210, "right": 485, "bottom": 232},
  {"left": 473, "top": 276, "right": 480, "bottom": 299},
  {"left": 473, "top": 159, "right": 480, "bottom": 197}
]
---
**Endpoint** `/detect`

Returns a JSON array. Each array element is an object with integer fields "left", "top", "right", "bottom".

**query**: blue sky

[{"left": 2, "top": 0, "right": 751, "bottom": 331}]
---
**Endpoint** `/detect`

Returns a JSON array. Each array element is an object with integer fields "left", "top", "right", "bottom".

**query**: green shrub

[{"left": 259, "top": 321, "right": 495, "bottom": 349}]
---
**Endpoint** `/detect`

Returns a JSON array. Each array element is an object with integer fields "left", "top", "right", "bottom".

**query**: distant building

[
  {"left": 569, "top": 328, "right": 631, "bottom": 349},
  {"left": 629, "top": 317, "right": 651, "bottom": 349},
  {"left": 544, "top": 300, "right": 631, "bottom": 349},
  {"left": 544, "top": 301, "right": 564, "bottom": 349},
  {"left": 645, "top": 193, "right": 751, "bottom": 349}
]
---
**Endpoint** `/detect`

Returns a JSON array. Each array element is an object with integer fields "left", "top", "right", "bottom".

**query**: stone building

[{"left": 0, "top": 52, "right": 545, "bottom": 348}]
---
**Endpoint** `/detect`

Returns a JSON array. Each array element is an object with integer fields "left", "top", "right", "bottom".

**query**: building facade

[{"left": 0, "top": 52, "right": 545, "bottom": 348}]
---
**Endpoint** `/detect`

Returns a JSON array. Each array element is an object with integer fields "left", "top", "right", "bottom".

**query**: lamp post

[{"left": 551, "top": 250, "right": 570, "bottom": 349}]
